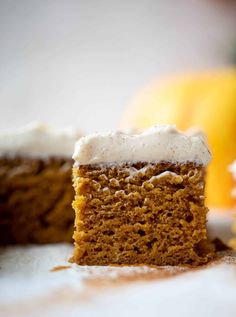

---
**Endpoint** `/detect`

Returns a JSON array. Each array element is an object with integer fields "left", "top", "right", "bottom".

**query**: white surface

[
  {"left": 73, "top": 125, "right": 211, "bottom": 165},
  {"left": 1, "top": 0, "right": 236, "bottom": 132},
  {"left": 0, "top": 211, "right": 236, "bottom": 317},
  {"left": 0, "top": 122, "right": 82, "bottom": 157}
]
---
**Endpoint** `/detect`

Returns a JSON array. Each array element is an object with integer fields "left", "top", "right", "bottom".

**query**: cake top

[
  {"left": 73, "top": 125, "right": 211, "bottom": 165},
  {"left": 229, "top": 161, "right": 236, "bottom": 180},
  {"left": 0, "top": 122, "right": 82, "bottom": 158}
]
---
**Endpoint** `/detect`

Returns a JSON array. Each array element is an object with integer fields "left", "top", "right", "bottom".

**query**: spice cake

[
  {"left": 0, "top": 122, "right": 81, "bottom": 244},
  {"left": 229, "top": 161, "right": 236, "bottom": 249},
  {"left": 72, "top": 125, "right": 215, "bottom": 266}
]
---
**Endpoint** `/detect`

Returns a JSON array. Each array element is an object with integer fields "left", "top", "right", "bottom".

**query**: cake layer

[
  {"left": 72, "top": 161, "right": 214, "bottom": 266},
  {"left": 73, "top": 125, "right": 211, "bottom": 166},
  {"left": 0, "top": 122, "right": 81, "bottom": 158},
  {"left": 0, "top": 157, "right": 74, "bottom": 244}
]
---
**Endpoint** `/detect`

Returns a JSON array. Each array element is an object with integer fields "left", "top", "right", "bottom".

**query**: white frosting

[
  {"left": 0, "top": 122, "right": 82, "bottom": 158},
  {"left": 73, "top": 125, "right": 211, "bottom": 166},
  {"left": 229, "top": 161, "right": 236, "bottom": 180}
]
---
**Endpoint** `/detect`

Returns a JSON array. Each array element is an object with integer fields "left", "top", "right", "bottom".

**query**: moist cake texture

[
  {"left": 0, "top": 123, "right": 81, "bottom": 244},
  {"left": 72, "top": 125, "right": 215, "bottom": 266},
  {"left": 0, "top": 157, "right": 74, "bottom": 243}
]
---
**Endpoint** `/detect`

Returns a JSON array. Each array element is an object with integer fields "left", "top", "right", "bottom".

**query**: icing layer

[
  {"left": 0, "top": 122, "right": 82, "bottom": 158},
  {"left": 73, "top": 125, "right": 211, "bottom": 165}
]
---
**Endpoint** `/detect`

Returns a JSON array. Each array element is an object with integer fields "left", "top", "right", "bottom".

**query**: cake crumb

[
  {"left": 212, "top": 238, "right": 231, "bottom": 252},
  {"left": 50, "top": 265, "right": 71, "bottom": 272}
]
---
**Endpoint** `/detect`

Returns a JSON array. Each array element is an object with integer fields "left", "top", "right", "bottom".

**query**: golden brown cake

[
  {"left": 0, "top": 123, "right": 81, "bottom": 244},
  {"left": 72, "top": 125, "right": 215, "bottom": 266}
]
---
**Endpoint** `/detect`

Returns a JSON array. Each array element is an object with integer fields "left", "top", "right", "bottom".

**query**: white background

[{"left": 1, "top": 0, "right": 236, "bottom": 133}]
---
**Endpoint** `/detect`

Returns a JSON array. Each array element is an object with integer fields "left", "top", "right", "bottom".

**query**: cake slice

[
  {"left": 0, "top": 122, "right": 81, "bottom": 244},
  {"left": 72, "top": 125, "right": 215, "bottom": 266}
]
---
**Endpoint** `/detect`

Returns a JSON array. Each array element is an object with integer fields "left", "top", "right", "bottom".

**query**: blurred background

[
  {"left": 1, "top": 0, "right": 236, "bottom": 208},
  {"left": 1, "top": 0, "right": 236, "bottom": 132}
]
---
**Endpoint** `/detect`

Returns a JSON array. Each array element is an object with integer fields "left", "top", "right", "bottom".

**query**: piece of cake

[
  {"left": 72, "top": 125, "right": 215, "bottom": 266},
  {"left": 0, "top": 122, "right": 81, "bottom": 244},
  {"left": 229, "top": 161, "right": 236, "bottom": 249}
]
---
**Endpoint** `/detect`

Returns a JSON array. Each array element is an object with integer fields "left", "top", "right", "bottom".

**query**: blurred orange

[{"left": 120, "top": 69, "right": 236, "bottom": 209}]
